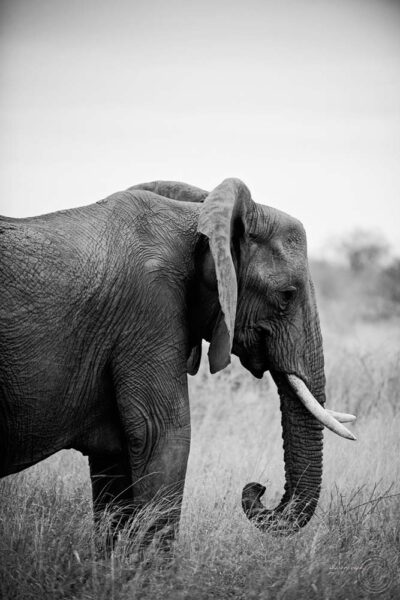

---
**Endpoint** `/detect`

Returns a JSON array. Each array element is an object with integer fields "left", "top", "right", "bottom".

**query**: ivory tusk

[
  {"left": 287, "top": 374, "right": 357, "bottom": 441},
  {"left": 326, "top": 409, "right": 356, "bottom": 423}
]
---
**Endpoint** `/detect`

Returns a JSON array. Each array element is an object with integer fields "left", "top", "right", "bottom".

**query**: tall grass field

[{"left": 1, "top": 278, "right": 399, "bottom": 599}]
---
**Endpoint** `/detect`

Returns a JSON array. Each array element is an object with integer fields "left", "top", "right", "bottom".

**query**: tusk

[
  {"left": 326, "top": 409, "right": 356, "bottom": 423},
  {"left": 287, "top": 374, "right": 357, "bottom": 441}
]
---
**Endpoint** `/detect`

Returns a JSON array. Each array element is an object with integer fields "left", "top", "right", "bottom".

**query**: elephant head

[{"left": 131, "top": 178, "right": 356, "bottom": 533}]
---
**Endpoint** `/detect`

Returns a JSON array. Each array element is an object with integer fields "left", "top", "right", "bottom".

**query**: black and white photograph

[{"left": 0, "top": 1, "right": 399, "bottom": 598}]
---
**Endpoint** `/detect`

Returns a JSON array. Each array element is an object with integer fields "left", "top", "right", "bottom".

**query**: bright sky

[{"left": 1, "top": 0, "right": 399, "bottom": 257}]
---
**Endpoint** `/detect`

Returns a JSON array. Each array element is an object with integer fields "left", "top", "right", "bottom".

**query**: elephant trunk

[
  {"left": 242, "top": 299, "right": 327, "bottom": 534},
  {"left": 241, "top": 281, "right": 356, "bottom": 533},
  {"left": 242, "top": 371, "right": 324, "bottom": 533}
]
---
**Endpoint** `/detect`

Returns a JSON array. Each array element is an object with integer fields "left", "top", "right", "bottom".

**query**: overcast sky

[{"left": 1, "top": 0, "right": 399, "bottom": 257}]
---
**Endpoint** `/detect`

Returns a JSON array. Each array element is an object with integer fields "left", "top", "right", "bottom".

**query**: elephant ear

[
  {"left": 198, "top": 178, "right": 254, "bottom": 374},
  {"left": 128, "top": 181, "right": 208, "bottom": 203},
  {"left": 187, "top": 343, "right": 202, "bottom": 376}
]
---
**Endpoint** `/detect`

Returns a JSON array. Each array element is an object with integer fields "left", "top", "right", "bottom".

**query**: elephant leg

[
  {"left": 89, "top": 452, "right": 133, "bottom": 548},
  {"left": 132, "top": 431, "right": 191, "bottom": 551},
  {"left": 116, "top": 383, "right": 191, "bottom": 549}
]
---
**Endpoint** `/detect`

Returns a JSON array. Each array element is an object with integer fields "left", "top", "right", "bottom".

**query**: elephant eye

[{"left": 279, "top": 286, "right": 297, "bottom": 304}]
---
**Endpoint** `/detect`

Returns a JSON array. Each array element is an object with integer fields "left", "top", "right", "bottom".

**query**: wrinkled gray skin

[{"left": 0, "top": 179, "right": 324, "bottom": 543}]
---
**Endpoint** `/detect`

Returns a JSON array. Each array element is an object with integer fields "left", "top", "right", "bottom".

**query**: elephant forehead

[
  {"left": 253, "top": 202, "right": 303, "bottom": 233},
  {"left": 252, "top": 204, "right": 307, "bottom": 253},
  {"left": 250, "top": 242, "right": 308, "bottom": 282}
]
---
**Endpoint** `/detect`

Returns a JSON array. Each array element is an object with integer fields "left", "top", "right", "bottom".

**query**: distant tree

[
  {"left": 339, "top": 230, "right": 389, "bottom": 273},
  {"left": 381, "top": 259, "right": 400, "bottom": 303}
]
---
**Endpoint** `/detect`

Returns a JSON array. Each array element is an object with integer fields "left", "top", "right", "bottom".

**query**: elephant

[{"left": 0, "top": 178, "right": 356, "bottom": 543}]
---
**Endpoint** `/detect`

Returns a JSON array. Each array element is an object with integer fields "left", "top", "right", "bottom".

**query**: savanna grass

[{"left": 1, "top": 312, "right": 399, "bottom": 599}]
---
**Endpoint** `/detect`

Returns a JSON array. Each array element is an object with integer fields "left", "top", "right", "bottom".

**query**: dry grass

[{"left": 1, "top": 305, "right": 400, "bottom": 599}]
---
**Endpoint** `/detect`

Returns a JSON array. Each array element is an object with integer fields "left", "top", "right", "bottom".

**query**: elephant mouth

[
  {"left": 232, "top": 327, "right": 271, "bottom": 378},
  {"left": 234, "top": 324, "right": 311, "bottom": 384},
  {"left": 234, "top": 347, "right": 269, "bottom": 379}
]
